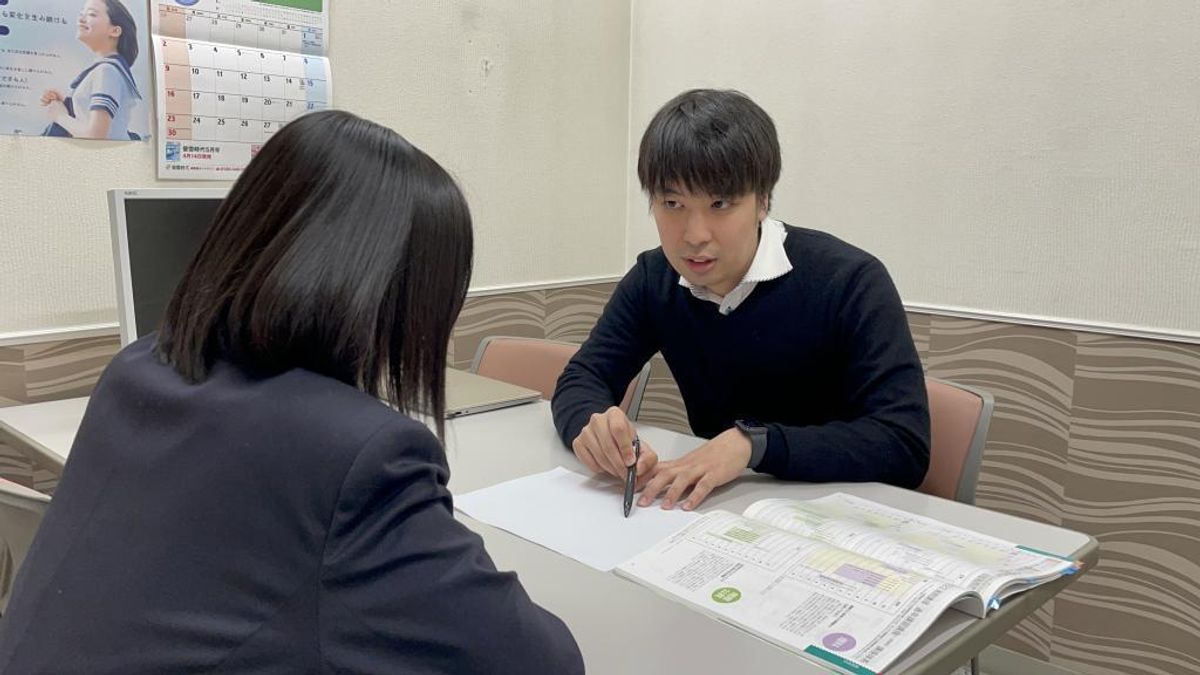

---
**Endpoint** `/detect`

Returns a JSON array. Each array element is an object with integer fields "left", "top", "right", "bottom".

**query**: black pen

[{"left": 623, "top": 437, "right": 641, "bottom": 518}]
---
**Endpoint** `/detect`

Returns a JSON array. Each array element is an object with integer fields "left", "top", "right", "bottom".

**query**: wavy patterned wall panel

[
  {"left": 1, "top": 285, "right": 1198, "bottom": 673},
  {"left": 450, "top": 291, "right": 547, "bottom": 369},
  {"left": 22, "top": 336, "right": 122, "bottom": 403},
  {"left": 544, "top": 283, "right": 617, "bottom": 344},
  {"left": 636, "top": 356, "right": 690, "bottom": 435},
  {"left": 906, "top": 312, "right": 931, "bottom": 365},
  {"left": 926, "top": 318, "right": 1077, "bottom": 526},
  {"left": 0, "top": 439, "right": 33, "bottom": 489},
  {"left": 0, "top": 347, "right": 25, "bottom": 408},
  {"left": 921, "top": 317, "right": 1078, "bottom": 661},
  {"left": 1052, "top": 335, "right": 1200, "bottom": 675}
]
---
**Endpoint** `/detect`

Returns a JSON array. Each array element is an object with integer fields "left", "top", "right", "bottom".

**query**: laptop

[
  {"left": 108, "top": 188, "right": 541, "bottom": 419},
  {"left": 444, "top": 368, "right": 542, "bottom": 418}
]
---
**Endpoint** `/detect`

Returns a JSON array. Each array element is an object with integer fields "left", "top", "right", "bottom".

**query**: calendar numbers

[
  {"left": 157, "top": 36, "right": 328, "bottom": 143},
  {"left": 154, "top": 32, "right": 330, "bottom": 178},
  {"left": 153, "top": 1, "right": 328, "bottom": 178}
]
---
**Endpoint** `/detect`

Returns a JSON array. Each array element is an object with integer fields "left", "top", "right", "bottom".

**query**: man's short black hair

[{"left": 637, "top": 89, "right": 781, "bottom": 204}]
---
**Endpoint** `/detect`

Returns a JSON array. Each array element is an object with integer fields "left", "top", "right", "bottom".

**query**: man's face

[{"left": 652, "top": 185, "right": 767, "bottom": 297}]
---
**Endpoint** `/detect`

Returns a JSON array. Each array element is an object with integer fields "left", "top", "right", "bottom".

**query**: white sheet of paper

[{"left": 454, "top": 467, "right": 700, "bottom": 571}]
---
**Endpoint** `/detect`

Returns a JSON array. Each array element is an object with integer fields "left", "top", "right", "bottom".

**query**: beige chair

[
  {"left": 918, "top": 378, "right": 995, "bottom": 506},
  {"left": 0, "top": 478, "right": 51, "bottom": 615},
  {"left": 470, "top": 336, "right": 652, "bottom": 419},
  {"left": 918, "top": 378, "right": 995, "bottom": 675}
]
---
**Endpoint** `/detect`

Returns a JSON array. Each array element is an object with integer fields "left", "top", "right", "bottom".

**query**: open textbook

[{"left": 616, "top": 493, "right": 1081, "bottom": 675}]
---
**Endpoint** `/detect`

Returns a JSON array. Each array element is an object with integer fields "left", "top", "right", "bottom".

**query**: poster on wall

[
  {"left": 150, "top": 0, "right": 332, "bottom": 180},
  {"left": 0, "top": 0, "right": 153, "bottom": 140}
]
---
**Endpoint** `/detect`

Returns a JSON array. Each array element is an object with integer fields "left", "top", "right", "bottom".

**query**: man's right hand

[{"left": 571, "top": 406, "right": 657, "bottom": 486}]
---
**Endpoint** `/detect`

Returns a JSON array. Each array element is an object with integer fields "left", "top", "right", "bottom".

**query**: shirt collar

[
  {"left": 740, "top": 218, "right": 792, "bottom": 284},
  {"left": 71, "top": 54, "right": 142, "bottom": 99}
]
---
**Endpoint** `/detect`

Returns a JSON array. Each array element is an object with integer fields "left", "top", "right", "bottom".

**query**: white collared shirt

[{"left": 678, "top": 218, "right": 793, "bottom": 315}]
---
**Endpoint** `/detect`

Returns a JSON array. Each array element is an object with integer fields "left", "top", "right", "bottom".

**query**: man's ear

[{"left": 757, "top": 195, "right": 770, "bottom": 222}]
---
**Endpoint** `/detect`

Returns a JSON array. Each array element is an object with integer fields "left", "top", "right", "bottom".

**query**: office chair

[
  {"left": 470, "top": 336, "right": 652, "bottom": 419},
  {"left": 0, "top": 478, "right": 51, "bottom": 615},
  {"left": 918, "top": 377, "right": 995, "bottom": 675},
  {"left": 918, "top": 377, "right": 995, "bottom": 506}
]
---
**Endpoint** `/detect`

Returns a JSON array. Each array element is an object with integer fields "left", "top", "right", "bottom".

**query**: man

[{"left": 552, "top": 88, "right": 929, "bottom": 511}]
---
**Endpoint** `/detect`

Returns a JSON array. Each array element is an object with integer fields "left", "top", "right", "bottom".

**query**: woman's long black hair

[{"left": 156, "top": 110, "right": 474, "bottom": 439}]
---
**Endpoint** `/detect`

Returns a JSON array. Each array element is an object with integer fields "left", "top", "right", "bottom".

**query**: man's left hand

[{"left": 637, "top": 427, "right": 751, "bottom": 511}]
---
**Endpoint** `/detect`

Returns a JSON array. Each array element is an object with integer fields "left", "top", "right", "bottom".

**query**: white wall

[
  {"left": 628, "top": 0, "right": 1200, "bottom": 336},
  {"left": 9, "top": 1, "right": 1200, "bottom": 338},
  {"left": 0, "top": 1, "right": 631, "bottom": 336}
]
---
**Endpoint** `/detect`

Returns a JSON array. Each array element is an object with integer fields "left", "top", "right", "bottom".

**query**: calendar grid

[{"left": 153, "top": 24, "right": 331, "bottom": 178}]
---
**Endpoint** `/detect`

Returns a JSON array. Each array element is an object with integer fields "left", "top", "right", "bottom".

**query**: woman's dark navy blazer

[{"left": 0, "top": 336, "right": 583, "bottom": 674}]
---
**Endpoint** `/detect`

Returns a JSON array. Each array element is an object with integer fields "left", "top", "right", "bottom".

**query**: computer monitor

[{"left": 107, "top": 188, "right": 227, "bottom": 346}]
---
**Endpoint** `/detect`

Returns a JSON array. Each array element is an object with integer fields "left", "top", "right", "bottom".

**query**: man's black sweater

[{"left": 551, "top": 225, "right": 930, "bottom": 487}]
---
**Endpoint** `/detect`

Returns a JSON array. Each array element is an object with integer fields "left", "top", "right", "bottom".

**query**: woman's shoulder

[
  {"left": 246, "top": 368, "right": 439, "bottom": 465},
  {"left": 104, "top": 337, "right": 437, "bottom": 469}
]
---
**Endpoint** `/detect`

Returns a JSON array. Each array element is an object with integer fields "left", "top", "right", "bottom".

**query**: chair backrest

[
  {"left": 918, "top": 378, "right": 995, "bottom": 505},
  {"left": 0, "top": 478, "right": 51, "bottom": 614},
  {"left": 470, "top": 336, "right": 651, "bottom": 418}
]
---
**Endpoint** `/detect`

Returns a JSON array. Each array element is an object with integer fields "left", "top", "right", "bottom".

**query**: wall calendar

[{"left": 151, "top": 0, "right": 331, "bottom": 179}]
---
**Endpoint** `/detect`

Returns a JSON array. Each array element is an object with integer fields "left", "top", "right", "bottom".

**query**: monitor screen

[{"left": 109, "top": 190, "right": 225, "bottom": 344}]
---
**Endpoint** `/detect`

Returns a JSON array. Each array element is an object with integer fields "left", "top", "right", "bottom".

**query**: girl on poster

[{"left": 40, "top": 0, "right": 143, "bottom": 140}]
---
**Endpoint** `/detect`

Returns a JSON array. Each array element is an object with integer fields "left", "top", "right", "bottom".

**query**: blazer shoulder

[{"left": 260, "top": 371, "right": 438, "bottom": 465}]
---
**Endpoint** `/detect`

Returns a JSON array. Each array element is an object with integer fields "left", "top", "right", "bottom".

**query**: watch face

[{"left": 737, "top": 418, "right": 765, "bottom": 434}]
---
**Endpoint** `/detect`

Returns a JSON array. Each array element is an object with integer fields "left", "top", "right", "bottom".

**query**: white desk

[
  {"left": 1, "top": 397, "right": 1097, "bottom": 674},
  {"left": 0, "top": 368, "right": 537, "bottom": 471},
  {"left": 0, "top": 396, "right": 87, "bottom": 471},
  {"left": 444, "top": 402, "right": 1096, "bottom": 674}
]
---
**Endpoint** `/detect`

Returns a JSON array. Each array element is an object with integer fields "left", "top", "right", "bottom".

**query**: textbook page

[
  {"left": 743, "top": 493, "right": 1078, "bottom": 615},
  {"left": 616, "top": 511, "right": 970, "bottom": 674}
]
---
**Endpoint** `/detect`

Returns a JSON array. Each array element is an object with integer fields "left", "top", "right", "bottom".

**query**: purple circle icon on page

[{"left": 822, "top": 633, "right": 857, "bottom": 652}]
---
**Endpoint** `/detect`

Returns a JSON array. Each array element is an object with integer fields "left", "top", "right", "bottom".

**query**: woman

[
  {"left": 41, "top": 0, "right": 143, "bottom": 140},
  {"left": 0, "top": 111, "right": 584, "bottom": 674}
]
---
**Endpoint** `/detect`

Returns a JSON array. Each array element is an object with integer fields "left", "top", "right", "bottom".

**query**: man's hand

[
  {"left": 571, "top": 406, "right": 657, "bottom": 485},
  {"left": 638, "top": 427, "right": 751, "bottom": 511}
]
